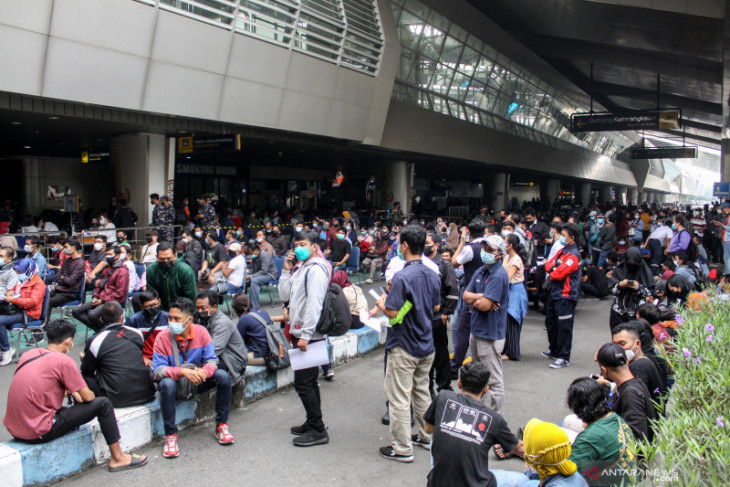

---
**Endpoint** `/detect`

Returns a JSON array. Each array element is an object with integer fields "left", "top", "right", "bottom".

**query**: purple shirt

[{"left": 668, "top": 229, "right": 690, "bottom": 253}]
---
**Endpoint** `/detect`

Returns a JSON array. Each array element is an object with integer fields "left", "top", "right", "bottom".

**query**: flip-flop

[
  {"left": 108, "top": 454, "right": 148, "bottom": 472},
  {"left": 493, "top": 444, "right": 509, "bottom": 460}
]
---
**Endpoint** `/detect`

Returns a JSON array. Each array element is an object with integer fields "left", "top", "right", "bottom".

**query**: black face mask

[
  {"left": 146, "top": 236, "right": 154, "bottom": 243},
  {"left": 105, "top": 256, "right": 115, "bottom": 266},
  {"left": 273, "top": 231, "right": 280, "bottom": 237},
  {"left": 117, "top": 236, "right": 125, "bottom": 243},
  {"left": 159, "top": 260, "right": 174, "bottom": 271},
  {"left": 144, "top": 306, "right": 160, "bottom": 320},
  {"left": 196, "top": 310, "right": 211, "bottom": 323},
  {"left": 424, "top": 245, "right": 434, "bottom": 256}
]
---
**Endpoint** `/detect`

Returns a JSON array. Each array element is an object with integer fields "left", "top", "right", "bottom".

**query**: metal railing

[{"left": 134, "top": 0, "right": 383, "bottom": 75}]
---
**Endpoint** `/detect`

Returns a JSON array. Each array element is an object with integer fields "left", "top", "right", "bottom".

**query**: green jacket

[{"left": 146, "top": 260, "right": 197, "bottom": 310}]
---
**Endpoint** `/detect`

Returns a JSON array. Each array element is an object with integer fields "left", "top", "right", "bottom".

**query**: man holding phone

[{"left": 279, "top": 230, "right": 331, "bottom": 447}]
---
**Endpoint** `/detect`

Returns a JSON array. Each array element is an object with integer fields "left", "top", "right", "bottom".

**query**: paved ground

[{"left": 13, "top": 286, "right": 612, "bottom": 486}]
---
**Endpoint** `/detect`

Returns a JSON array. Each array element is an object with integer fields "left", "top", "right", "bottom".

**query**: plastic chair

[
  {"left": 59, "top": 275, "right": 87, "bottom": 319},
  {"left": 345, "top": 247, "right": 360, "bottom": 281},
  {"left": 260, "top": 256, "right": 285, "bottom": 305},
  {"left": 10, "top": 287, "right": 51, "bottom": 360}
]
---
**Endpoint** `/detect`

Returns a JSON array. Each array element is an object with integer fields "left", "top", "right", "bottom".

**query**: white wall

[{"left": 0, "top": 0, "right": 399, "bottom": 145}]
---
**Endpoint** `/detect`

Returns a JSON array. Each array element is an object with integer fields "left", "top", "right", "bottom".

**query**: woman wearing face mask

[
  {"left": 95, "top": 212, "right": 116, "bottom": 242},
  {"left": 665, "top": 274, "right": 708, "bottom": 312},
  {"left": 0, "top": 259, "right": 47, "bottom": 365},
  {"left": 608, "top": 247, "right": 654, "bottom": 331},
  {"left": 501, "top": 235, "right": 529, "bottom": 361},
  {"left": 139, "top": 230, "right": 159, "bottom": 266}
]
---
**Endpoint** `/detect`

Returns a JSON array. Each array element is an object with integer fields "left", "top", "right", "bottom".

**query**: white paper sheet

[
  {"left": 287, "top": 340, "right": 330, "bottom": 371},
  {"left": 360, "top": 310, "right": 383, "bottom": 333},
  {"left": 368, "top": 288, "right": 382, "bottom": 301}
]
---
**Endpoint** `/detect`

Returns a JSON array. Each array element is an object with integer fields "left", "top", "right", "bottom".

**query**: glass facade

[
  {"left": 134, "top": 0, "right": 384, "bottom": 75},
  {"left": 390, "top": 0, "right": 635, "bottom": 159}
]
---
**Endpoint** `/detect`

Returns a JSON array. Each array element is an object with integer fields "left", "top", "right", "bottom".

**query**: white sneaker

[
  {"left": 0, "top": 347, "right": 16, "bottom": 366},
  {"left": 365, "top": 278, "right": 373, "bottom": 284}
]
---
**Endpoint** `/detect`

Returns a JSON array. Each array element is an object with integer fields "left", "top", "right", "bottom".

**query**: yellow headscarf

[{"left": 523, "top": 418, "right": 577, "bottom": 481}]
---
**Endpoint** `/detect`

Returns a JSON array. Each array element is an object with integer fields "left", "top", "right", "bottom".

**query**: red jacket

[
  {"left": 544, "top": 244, "right": 581, "bottom": 301},
  {"left": 12, "top": 276, "right": 46, "bottom": 320},
  {"left": 94, "top": 265, "right": 129, "bottom": 304}
]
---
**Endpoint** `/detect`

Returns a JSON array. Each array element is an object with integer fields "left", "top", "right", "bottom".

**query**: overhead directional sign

[
  {"left": 177, "top": 134, "right": 241, "bottom": 154},
  {"left": 571, "top": 109, "right": 680, "bottom": 132},
  {"left": 630, "top": 146, "right": 698, "bottom": 160},
  {"left": 713, "top": 182, "right": 730, "bottom": 198}
]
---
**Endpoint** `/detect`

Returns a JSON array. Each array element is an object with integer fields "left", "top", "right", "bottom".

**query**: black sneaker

[
  {"left": 411, "top": 434, "right": 430, "bottom": 451},
  {"left": 293, "top": 428, "right": 329, "bottom": 447},
  {"left": 290, "top": 422, "right": 310, "bottom": 436},
  {"left": 379, "top": 446, "right": 413, "bottom": 463},
  {"left": 381, "top": 410, "right": 390, "bottom": 425},
  {"left": 541, "top": 351, "right": 555, "bottom": 360}
]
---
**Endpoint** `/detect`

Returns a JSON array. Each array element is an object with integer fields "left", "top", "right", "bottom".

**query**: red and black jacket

[{"left": 544, "top": 243, "right": 581, "bottom": 301}]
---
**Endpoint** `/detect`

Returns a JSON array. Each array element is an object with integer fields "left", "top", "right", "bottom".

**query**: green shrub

[{"left": 638, "top": 294, "right": 730, "bottom": 486}]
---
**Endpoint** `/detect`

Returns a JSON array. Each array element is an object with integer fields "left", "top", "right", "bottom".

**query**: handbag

[{"left": 170, "top": 335, "right": 198, "bottom": 401}]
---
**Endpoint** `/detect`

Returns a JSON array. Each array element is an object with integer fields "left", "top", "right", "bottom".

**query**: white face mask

[
  {"left": 94, "top": 242, "right": 103, "bottom": 251},
  {"left": 99, "top": 217, "right": 106, "bottom": 225},
  {"left": 624, "top": 342, "right": 638, "bottom": 362},
  {"left": 24, "top": 244, "right": 34, "bottom": 253},
  {"left": 501, "top": 229, "right": 511, "bottom": 237}
]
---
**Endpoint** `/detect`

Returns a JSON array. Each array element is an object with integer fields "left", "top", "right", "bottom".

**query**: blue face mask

[
  {"left": 16, "top": 273, "right": 27, "bottom": 281},
  {"left": 294, "top": 245, "right": 311, "bottom": 261},
  {"left": 559, "top": 236, "right": 567, "bottom": 245},
  {"left": 169, "top": 317, "right": 188, "bottom": 335},
  {"left": 480, "top": 250, "right": 496, "bottom": 265},
  {"left": 337, "top": 234, "right": 345, "bottom": 240},
  {"left": 671, "top": 223, "right": 676, "bottom": 230},
  {"left": 597, "top": 218, "right": 604, "bottom": 224}
]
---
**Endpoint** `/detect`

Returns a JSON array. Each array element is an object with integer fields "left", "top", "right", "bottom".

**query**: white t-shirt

[
  {"left": 226, "top": 254, "right": 246, "bottom": 288},
  {"left": 547, "top": 239, "right": 565, "bottom": 262},
  {"left": 139, "top": 243, "right": 159, "bottom": 264},
  {"left": 124, "top": 260, "right": 139, "bottom": 294},
  {"left": 385, "top": 255, "right": 440, "bottom": 283},
  {"left": 42, "top": 222, "right": 59, "bottom": 232},
  {"left": 455, "top": 237, "right": 485, "bottom": 265},
  {"left": 649, "top": 226, "right": 673, "bottom": 242}
]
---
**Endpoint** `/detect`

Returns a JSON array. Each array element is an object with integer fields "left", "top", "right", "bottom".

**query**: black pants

[
  {"left": 72, "top": 302, "right": 105, "bottom": 333},
  {"left": 293, "top": 340, "right": 325, "bottom": 432},
  {"left": 647, "top": 239, "right": 664, "bottom": 274},
  {"left": 49, "top": 290, "right": 78, "bottom": 310},
  {"left": 429, "top": 318, "right": 452, "bottom": 396},
  {"left": 581, "top": 283, "right": 605, "bottom": 298},
  {"left": 503, "top": 315, "right": 522, "bottom": 360},
  {"left": 20, "top": 397, "right": 120, "bottom": 445},
  {"left": 545, "top": 298, "right": 576, "bottom": 361}
]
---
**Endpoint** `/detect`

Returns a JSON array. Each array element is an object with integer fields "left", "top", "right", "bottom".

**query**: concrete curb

[{"left": 0, "top": 320, "right": 387, "bottom": 486}]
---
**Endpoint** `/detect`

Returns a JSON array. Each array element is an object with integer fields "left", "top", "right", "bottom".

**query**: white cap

[
  {"left": 482, "top": 235, "right": 506, "bottom": 253},
  {"left": 229, "top": 242, "right": 242, "bottom": 252}
]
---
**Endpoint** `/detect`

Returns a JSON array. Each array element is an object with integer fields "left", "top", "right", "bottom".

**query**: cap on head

[
  {"left": 722, "top": 202, "right": 730, "bottom": 209},
  {"left": 482, "top": 235, "right": 506, "bottom": 253},
  {"left": 229, "top": 242, "right": 242, "bottom": 252},
  {"left": 596, "top": 343, "right": 627, "bottom": 368}
]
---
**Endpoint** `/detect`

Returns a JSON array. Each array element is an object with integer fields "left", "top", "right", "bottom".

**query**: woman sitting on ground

[{"left": 523, "top": 418, "right": 588, "bottom": 486}]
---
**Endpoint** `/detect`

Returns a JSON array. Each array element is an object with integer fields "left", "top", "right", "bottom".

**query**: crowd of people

[{"left": 0, "top": 193, "right": 727, "bottom": 484}]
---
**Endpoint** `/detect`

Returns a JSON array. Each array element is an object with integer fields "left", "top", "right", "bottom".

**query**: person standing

[
  {"left": 196, "top": 195, "right": 217, "bottom": 229},
  {"left": 246, "top": 241, "right": 278, "bottom": 309},
  {"left": 461, "top": 235, "right": 509, "bottom": 414},
  {"left": 501, "top": 234, "right": 529, "bottom": 361},
  {"left": 370, "top": 224, "right": 441, "bottom": 462},
  {"left": 595, "top": 215, "right": 616, "bottom": 270},
  {"left": 543, "top": 224, "right": 582, "bottom": 369},
  {"left": 424, "top": 231, "right": 459, "bottom": 397},
  {"left": 279, "top": 230, "right": 331, "bottom": 447},
  {"left": 450, "top": 219, "right": 487, "bottom": 378},
  {"left": 712, "top": 202, "right": 730, "bottom": 272}
]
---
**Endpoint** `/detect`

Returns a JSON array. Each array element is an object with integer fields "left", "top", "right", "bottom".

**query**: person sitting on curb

[
  {"left": 80, "top": 302, "right": 156, "bottom": 408},
  {"left": 152, "top": 297, "right": 234, "bottom": 458},
  {"left": 125, "top": 289, "right": 169, "bottom": 367},
  {"left": 195, "top": 290, "right": 248, "bottom": 388},
  {"left": 3, "top": 319, "right": 147, "bottom": 472}
]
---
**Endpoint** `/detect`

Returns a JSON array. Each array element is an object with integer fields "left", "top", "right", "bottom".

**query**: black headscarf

[{"left": 613, "top": 247, "right": 654, "bottom": 289}]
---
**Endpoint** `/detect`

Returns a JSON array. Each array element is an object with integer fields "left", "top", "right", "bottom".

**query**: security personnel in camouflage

[
  {"left": 390, "top": 201, "right": 404, "bottom": 227},
  {"left": 153, "top": 196, "right": 176, "bottom": 242},
  {"left": 197, "top": 195, "right": 217, "bottom": 229}
]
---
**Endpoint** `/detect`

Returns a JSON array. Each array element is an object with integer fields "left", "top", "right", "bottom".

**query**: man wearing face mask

[
  {"left": 201, "top": 231, "right": 229, "bottom": 284},
  {"left": 112, "top": 230, "right": 129, "bottom": 249},
  {"left": 146, "top": 242, "right": 197, "bottom": 311},
  {"left": 196, "top": 194, "right": 217, "bottom": 229},
  {"left": 542, "top": 224, "right": 581, "bottom": 369},
  {"left": 362, "top": 229, "right": 390, "bottom": 284},
  {"left": 325, "top": 228, "right": 351, "bottom": 272},
  {"left": 255, "top": 229, "right": 275, "bottom": 257},
  {"left": 153, "top": 297, "right": 234, "bottom": 457},
  {"left": 180, "top": 229, "right": 203, "bottom": 274},
  {"left": 595, "top": 215, "right": 616, "bottom": 270},
  {"left": 73, "top": 247, "right": 129, "bottom": 333},
  {"left": 4, "top": 319, "right": 148, "bottom": 472},
  {"left": 88, "top": 236, "right": 108, "bottom": 276},
  {"left": 611, "top": 323, "right": 664, "bottom": 409},
  {"left": 48, "top": 239, "right": 85, "bottom": 311},
  {"left": 126, "top": 290, "right": 169, "bottom": 366},
  {"left": 267, "top": 225, "right": 288, "bottom": 256},
  {"left": 195, "top": 290, "right": 247, "bottom": 388},
  {"left": 23, "top": 236, "right": 47, "bottom": 280},
  {"left": 0, "top": 248, "right": 18, "bottom": 297},
  {"left": 460, "top": 235, "right": 509, "bottom": 414},
  {"left": 595, "top": 343, "right": 656, "bottom": 442},
  {"left": 246, "top": 241, "right": 278, "bottom": 309},
  {"left": 390, "top": 202, "right": 404, "bottom": 227},
  {"left": 80, "top": 302, "right": 156, "bottom": 407},
  {"left": 279, "top": 230, "right": 331, "bottom": 447}
]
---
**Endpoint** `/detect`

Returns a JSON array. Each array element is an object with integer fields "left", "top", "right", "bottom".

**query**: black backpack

[
  {"left": 249, "top": 311, "right": 291, "bottom": 371},
  {"left": 683, "top": 230, "right": 698, "bottom": 262},
  {"left": 305, "top": 263, "right": 352, "bottom": 337}
]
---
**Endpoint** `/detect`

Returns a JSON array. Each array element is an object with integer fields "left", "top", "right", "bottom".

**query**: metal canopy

[{"left": 466, "top": 0, "right": 725, "bottom": 148}]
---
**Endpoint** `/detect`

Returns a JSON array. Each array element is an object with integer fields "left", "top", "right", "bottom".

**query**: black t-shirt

[
  {"left": 330, "top": 239, "right": 351, "bottom": 263},
  {"left": 424, "top": 390, "right": 518, "bottom": 487},
  {"left": 80, "top": 325, "right": 156, "bottom": 408},
  {"left": 586, "top": 267, "right": 610, "bottom": 296},
  {"left": 614, "top": 378, "right": 657, "bottom": 442},
  {"left": 208, "top": 243, "right": 228, "bottom": 267},
  {"left": 629, "top": 356, "right": 664, "bottom": 405}
]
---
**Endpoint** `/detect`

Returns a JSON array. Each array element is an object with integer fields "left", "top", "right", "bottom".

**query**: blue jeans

[
  {"left": 249, "top": 274, "right": 273, "bottom": 309},
  {"left": 597, "top": 249, "right": 609, "bottom": 270},
  {"left": 158, "top": 369, "right": 232, "bottom": 435},
  {"left": 0, "top": 313, "right": 24, "bottom": 351},
  {"left": 450, "top": 296, "right": 471, "bottom": 378},
  {"left": 226, "top": 283, "right": 243, "bottom": 294},
  {"left": 491, "top": 469, "right": 535, "bottom": 486}
]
